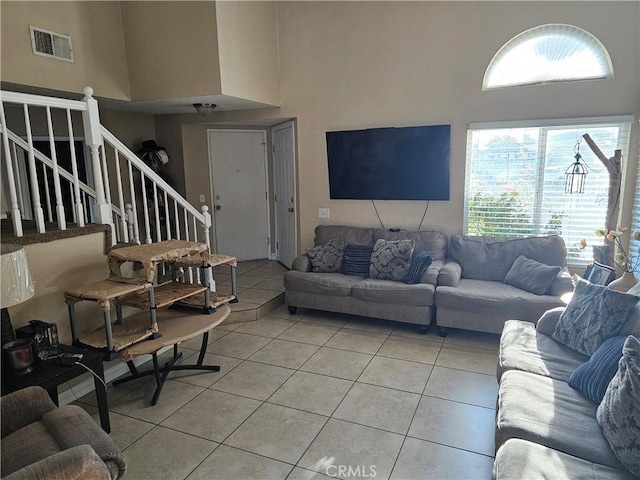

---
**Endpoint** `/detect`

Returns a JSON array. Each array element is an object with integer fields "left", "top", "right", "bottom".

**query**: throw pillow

[
  {"left": 596, "top": 335, "right": 640, "bottom": 478},
  {"left": 568, "top": 336, "right": 626, "bottom": 403},
  {"left": 403, "top": 249, "right": 433, "bottom": 285},
  {"left": 552, "top": 278, "right": 639, "bottom": 356},
  {"left": 503, "top": 255, "right": 562, "bottom": 295},
  {"left": 341, "top": 244, "right": 374, "bottom": 277},
  {"left": 307, "top": 236, "right": 344, "bottom": 273},
  {"left": 369, "top": 239, "right": 415, "bottom": 282}
]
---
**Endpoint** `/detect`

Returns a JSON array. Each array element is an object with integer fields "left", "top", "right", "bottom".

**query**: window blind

[
  {"left": 631, "top": 145, "right": 640, "bottom": 280},
  {"left": 464, "top": 118, "right": 632, "bottom": 267}
]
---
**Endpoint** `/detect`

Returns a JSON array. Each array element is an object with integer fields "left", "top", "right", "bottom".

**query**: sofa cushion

[
  {"left": 352, "top": 279, "right": 435, "bottom": 306},
  {"left": 315, "top": 225, "right": 375, "bottom": 248},
  {"left": 404, "top": 250, "right": 433, "bottom": 284},
  {"left": 369, "top": 239, "right": 415, "bottom": 281},
  {"left": 448, "top": 235, "right": 567, "bottom": 282},
  {"left": 552, "top": 278, "right": 639, "bottom": 356},
  {"left": 307, "top": 236, "right": 344, "bottom": 273},
  {"left": 341, "top": 244, "right": 373, "bottom": 277},
  {"left": 284, "top": 271, "right": 362, "bottom": 296},
  {"left": 498, "top": 320, "right": 588, "bottom": 382},
  {"left": 493, "top": 439, "right": 635, "bottom": 480},
  {"left": 436, "top": 279, "right": 563, "bottom": 321},
  {"left": 568, "top": 336, "right": 626, "bottom": 404},
  {"left": 496, "top": 370, "right": 623, "bottom": 469},
  {"left": 548, "top": 267, "right": 575, "bottom": 296},
  {"left": 373, "top": 229, "right": 447, "bottom": 261},
  {"left": 503, "top": 255, "right": 561, "bottom": 295},
  {"left": 596, "top": 335, "right": 640, "bottom": 478}
]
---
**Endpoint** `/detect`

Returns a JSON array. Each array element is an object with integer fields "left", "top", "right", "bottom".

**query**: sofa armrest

[
  {"left": 3, "top": 445, "right": 112, "bottom": 480},
  {"left": 292, "top": 254, "right": 312, "bottom": 272},
  {"left": 420, "top": 258, "right": 445, "bottom": 285},
  {"left": 535, "top": 307, "right": 566, "bottom": 337},
  {"left": 1, "top": 386, "right": 57, "bottom": 439},
  {"left": 548, "top": 268, "right": 575, "bottom": 296},
  {"left": 438, "top": 261, "right": 462, "bottom": 287}
]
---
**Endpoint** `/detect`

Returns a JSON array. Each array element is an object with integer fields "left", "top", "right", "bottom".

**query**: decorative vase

[{"left": 608, "top": 272, "right": 638, "bottom": 292}]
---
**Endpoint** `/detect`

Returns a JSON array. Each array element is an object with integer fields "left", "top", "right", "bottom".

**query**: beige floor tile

[
  {"left": 123, "top": 425, "right": 217, "bottom": 480},
  {"left": 210, "top": 360, "right": 294, "bottom": 400},
  {"left": 169, "top": 351, "right": 242, "bottom": 388},
  {"left": 72, "top": 401, "right": 99, "bottom": 416},
  {"left": 358, "top": 356, "right": 433, "bottom": 394},
  {"left": 408, "top": 396, "right": 495, "bottom": 456},
  {"left": 268, "top": 371, "right": 353, "bottom": 416},
  {"left": 161, "top": 389, "right": 261, "bottom": 442},
  {"left": 342, "top": 317, "right": 395, "bottom": 334},
  {"left": 227, "top": 307, "right": 259, "bottom": 322},
  {"left": 333, "top": 383, "right": 420, "bottom": 434},
  {"left": 92, "top": 411, "right": 154, "bottom": 451},
  {"left": 249, "top": 339, "right": 319, "bottom": 369},
  {"left": 298, "top": 311, "right": 349, "bottom": 328},
  {"left": 253, "top": 277, "right": 286, "bottom": 292},
  {"left": 207, "top": 332, "right": 272, "bottom": 359},
  {"left": 187, "top": 445, "right": 293, "bottom": 480},
  {"left": 78, "top": 375, "right": 152, "bottom": 407},
  {"left": 390, "top": 437, "right": 494, "bottom": 480},
  {"left": 180, "top": 328, "right": 228, "bottom": 350},
  {"left": 219, "top": 275, "right": 265, "bottom": 289},
  {"left": 217, "top": 320, "right": 246, "bottom": 331},
  {"left": 423, "top": 366, "right": 498, "bottom": 409},
  {"left": 443, "top": 329, "right": 500, "bottom": 352},
  {"left": 239, "top": 288, "right": 283, "bottom": 304},
  {"left": 257, "top": 295, "right": 285, "bottom": 318},
  {"left": 225, "top": 403, "right": 327, "bottom": 464},
  {"left": 324, "top": 329, "right": 388, "bottom": 354},
  {"left": 298, "top": 418, "right": 404, "bottom": 480},
  {"left": 390, "top": 324, "right": 445, "bottom": 344},
  {"left": 300, "top": 347, "right": 373, "bottom": 381},
  {"left": 287, "top": 467, "right": 334, "bottom": 480},
  {"left": 235, "top": 317, "right": 296, "bottom": 338},
  {"left": 377, "top": 336, "right": 441, "bottom": 365},
  {"left": 436, "top": 343, "right": 498, "bottom": 375},
  {"left": 268, "top": 303, "right": 308, "bottom": 320},
  {"left": 277, "top": 322, "right": 339, "bottom": 345},
  {"left": 110, "top": 379, "right": 205, "bottom": 424}
]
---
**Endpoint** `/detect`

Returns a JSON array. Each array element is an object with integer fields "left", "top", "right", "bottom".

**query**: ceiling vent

[{"left": 30, "top": 26, "right": 74, "bottom": 62}]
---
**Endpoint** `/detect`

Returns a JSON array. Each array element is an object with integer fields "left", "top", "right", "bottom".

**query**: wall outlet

[
  {"left": 199, "top": 194, "right": 206, "bottom": 203},
  {"left": 318, "top": 208, "right": 330, "bottom": 219}
]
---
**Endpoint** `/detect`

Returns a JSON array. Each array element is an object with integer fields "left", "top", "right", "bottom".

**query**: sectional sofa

[{"left": 284, "top": 225, "right": 573, "bottom": 335}]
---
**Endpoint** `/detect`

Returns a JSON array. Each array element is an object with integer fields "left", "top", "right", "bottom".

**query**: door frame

[
  {"left": 271, "top": 120, "right": 298, "bottom": 265},
  {"left": 207, "top": 128, "right": 271, "bottom": 259}
]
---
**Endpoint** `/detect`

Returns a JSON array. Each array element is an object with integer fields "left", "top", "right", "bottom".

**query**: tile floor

[{"left": 74, "top": 261, "right": 500, "bottom": 480}]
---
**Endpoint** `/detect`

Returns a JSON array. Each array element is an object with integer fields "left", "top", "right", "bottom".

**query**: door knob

[{"left": 215, "top": 205, "right": 222, "bottom": 211}]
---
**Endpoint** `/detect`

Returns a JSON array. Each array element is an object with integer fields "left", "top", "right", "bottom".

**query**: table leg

[
  {"left": 46, "top": 387, "right": 59, "bottom": 406},
  {"left": 91, "top": 359, "right": 111, "bottom": 433}
]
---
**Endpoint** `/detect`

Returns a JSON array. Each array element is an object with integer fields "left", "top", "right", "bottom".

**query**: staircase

[{"left": 0, "top": 87, "right": 211, "bottom": 249}]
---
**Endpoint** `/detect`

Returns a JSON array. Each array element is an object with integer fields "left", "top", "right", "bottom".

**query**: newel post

[
  {"left": 201, "top": 205, "right": 212, "bottom": 249},
  {"left": 81, "top": 87, "right": 111, "bottom": 227}
]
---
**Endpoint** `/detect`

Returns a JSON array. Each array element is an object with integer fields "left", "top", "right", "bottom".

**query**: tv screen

[{"left": 326, "top": 124, "right": 450, "bottom": 200}]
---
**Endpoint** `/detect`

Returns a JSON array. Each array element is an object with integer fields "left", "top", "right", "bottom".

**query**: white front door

[
  {"left": 208, "top": 130, "right": 269, "bottom": 261},
  {"left": 272, "top": 122, "right": 297, "bottom": 268}
]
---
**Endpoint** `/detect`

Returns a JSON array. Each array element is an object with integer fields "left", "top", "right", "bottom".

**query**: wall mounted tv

[{"left": 326, "top": 124, "right": 450, "bottom": 200}]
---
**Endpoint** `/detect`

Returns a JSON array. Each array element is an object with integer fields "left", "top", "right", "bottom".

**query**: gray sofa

[
  {"left": 493, "top": 305, "right": 640, "bottom": 480},
  {"left": 284, "top": 225, "right": 447, "bottom": 331},
  {"left": 435, "top": 235, "right": 573, "bottom": 336}
]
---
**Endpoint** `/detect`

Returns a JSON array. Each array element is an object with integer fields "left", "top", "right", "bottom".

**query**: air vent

[{"left": 30, "top": 26, "right": 74, "bottom": 62}]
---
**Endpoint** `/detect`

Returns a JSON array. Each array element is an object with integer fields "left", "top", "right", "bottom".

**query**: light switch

[
  {"left": 318, "top": 208, "right": 330, "bottom": 219},
  {"left": 199, "top": 195, "right": 205, "bottom": 203}
]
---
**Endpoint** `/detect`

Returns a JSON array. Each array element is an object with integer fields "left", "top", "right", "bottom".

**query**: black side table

[{"left": 1, "top": 344, "right": 110, "bottom": 433}]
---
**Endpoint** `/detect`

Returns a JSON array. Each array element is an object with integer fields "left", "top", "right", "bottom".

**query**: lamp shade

[{"left": 1, "top": 245, "right": 35, "bottom": 308}]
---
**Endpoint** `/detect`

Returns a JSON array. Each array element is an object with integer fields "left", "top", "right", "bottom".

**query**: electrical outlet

[
  {"left": 318, "top": 208, "right": 330, "bottom": 219},
  {"left": 199, "top": 194, "right": 205, "bottom": 203}
]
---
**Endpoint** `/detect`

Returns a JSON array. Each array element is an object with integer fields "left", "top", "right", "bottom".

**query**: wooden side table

[{"left": 1, "top": 344, "right": 111, "bottom": 433}]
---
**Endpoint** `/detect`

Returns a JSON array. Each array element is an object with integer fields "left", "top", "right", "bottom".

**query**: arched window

[{"left": 483, "top": 24, "right": 613, "bottom": 90}]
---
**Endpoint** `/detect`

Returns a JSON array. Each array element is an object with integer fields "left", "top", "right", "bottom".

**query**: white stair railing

[{"left": 0, "top": 87, "right": 212, "bottom": 249}]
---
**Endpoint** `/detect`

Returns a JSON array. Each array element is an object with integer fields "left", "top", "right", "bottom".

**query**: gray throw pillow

[
  {"left": 503, "top": 255, "right": 561, "bottom": 295},
  {"left": 369, "top": 239, "right": 415, "bottom": 281},
  {"left": 552, "top": 278, "right": 639, "bottom": 356},
  {"left": 596, "top": 335, "right": 640, "bottom": 478},
  {"left": 307, "top": 236, "right": 344, "bottom": 273}
]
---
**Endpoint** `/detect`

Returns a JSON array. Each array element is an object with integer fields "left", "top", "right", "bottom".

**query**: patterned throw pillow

[
  {"left": 341, "top": 244, "right": 374, "bottom": 277},
  {"left": 403, "top": 249, "right": 433, "bottom": 285},
  {"left": 596, "top": 335, "right": 640, "bottom": 478},
  {"left": 568, "top": 336, "right": 626, "bottom": 403},
  {"left": 552, "top": 278, "right": 639, "bottom": 356},
  {"left": 369, "top": 239, "right": 415, "bottom": 282},
  {"left": 307, "top": 236, "right": 345, "bottom": 273}
]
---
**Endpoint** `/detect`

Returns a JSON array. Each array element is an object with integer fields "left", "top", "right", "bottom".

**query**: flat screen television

[{"left": 326, "top": 124, "right": 450, "bottom": 200}]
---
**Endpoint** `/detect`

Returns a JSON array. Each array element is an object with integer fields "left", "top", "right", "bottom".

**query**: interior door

[
  {"left": 208, "top": 130, "right": 269, "bottom": 261},
  {"left": 272, "top": 122, "right": 297, "bottom": 268}
]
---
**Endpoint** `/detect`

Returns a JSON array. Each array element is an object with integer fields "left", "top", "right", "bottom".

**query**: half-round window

[{"left": 483, "top": 24, "right": 613, "bottom": 90}]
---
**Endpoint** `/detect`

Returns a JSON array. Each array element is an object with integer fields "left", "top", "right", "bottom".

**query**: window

[
  {"left": 464, "top": 117, "right": 632, "bottom": 267},
  {"left": 483, "top": 24, "right": 613, "bottom": 90}
]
